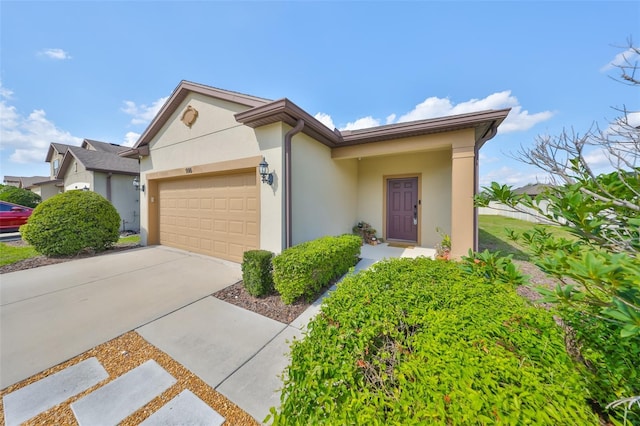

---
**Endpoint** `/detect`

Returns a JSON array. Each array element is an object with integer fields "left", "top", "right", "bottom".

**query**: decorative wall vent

[{"left": 180, "top": 105, "right": 199, "bottom": 128}]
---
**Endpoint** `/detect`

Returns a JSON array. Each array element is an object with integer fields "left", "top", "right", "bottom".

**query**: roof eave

[
  {"left": 338, "top": 108, "right": 511, "bottom": 146},
  {"left": 234, "top": 98, "right": 340, "bottom": 147}
]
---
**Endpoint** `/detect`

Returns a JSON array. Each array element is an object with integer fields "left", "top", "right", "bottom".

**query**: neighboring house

[
  {"left": 2, "top": 175, "right": 62, "bottom": 201},
  {"left": 45, "top": 139, "right": 141, "bottom": 232},
  {"left": 121, "top": 80, "right": 510, "bottom": 262},
  {"left": 3, "top": 176, "right": 47, "bottom": 188},
  {"left": 478, "top": 183, "right": 555, "bottom": 223}
]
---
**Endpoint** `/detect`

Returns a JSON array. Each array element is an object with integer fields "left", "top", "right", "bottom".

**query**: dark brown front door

[{"left": 386, "top": 177, "right": 418, "bottom": 242}]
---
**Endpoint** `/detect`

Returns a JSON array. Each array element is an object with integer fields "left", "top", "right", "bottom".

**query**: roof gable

[
  {"left": 45, "top": 142, "right": 73, "bottom": 162},
  {"left": 58, "top": 145, "right": 139, "bottom": 178},
  {"left": 129, "top": 80, "right": 271, "bottom": 151}
]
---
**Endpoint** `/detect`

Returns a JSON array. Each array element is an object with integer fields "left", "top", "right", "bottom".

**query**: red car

[{"left": 0, "top": 201, "right": 33, "bottom": 232}]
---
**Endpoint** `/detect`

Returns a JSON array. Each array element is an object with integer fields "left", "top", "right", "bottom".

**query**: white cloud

[
  {"left": 123, "top": 131, "right": 140, "bottom": 147},
  {"left": 479, "top": 166, "right": 551, "bottom": 188},
  {"left": 385, "top": 113, "right": 396, "bottom": 125},
  {"left": 314, "top": 112, "right": 335, "bottom": 130},
  {"left": 397, "top": 91, "right": 553, "bottom": 133},
  {"left": 39, "top": 48, "right": 71, "bottom": 60},
  {"left": 601, "top": 47, "right": 640, "bottom": 72},
  {"left": 343, "top": 116, "right": 381, "bottom": 131},
  {"left": 122, "top": 96, "right": 168, "bottom": 126},
  {"left": 1, "top": 105, "right": 82, "bottom": 164},
  {"left": 314, "top": 91, "right": 553, "bottom": 133},
  {"left": 478, "top": 152, "right": 500, "bottom": 164},
  {"left": 1, "top": 85, "right": 13, "bottom": 99},
  {"left": 0, "top": 82, "right": 82, "bottom": 165}
]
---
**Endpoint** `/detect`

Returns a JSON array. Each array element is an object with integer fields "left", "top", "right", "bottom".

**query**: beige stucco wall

[
  {"left": 63, "top": 159, "right": 92, "bottom": 191},
  {"left": 109, "top": 174, "right": 141, "bottom": 232},
  {"left": 253, "top": 123, "right": 285, "bottom": 252},
  {"left": 291, "top": 133, "right": 358, "bottom": 245},
  {"left": 356, "top": 150, "right": 452, "bottom": 248},
  {"left": 37, "top": 182, "right": 62, "bottom": 201},
  {"left": 139, "top": 93, "right": 283, "bottom": 252}
]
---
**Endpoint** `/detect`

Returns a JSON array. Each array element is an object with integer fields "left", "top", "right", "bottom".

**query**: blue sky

[{"left": 1, "top": 1, "right": 638, "bottom": 188}]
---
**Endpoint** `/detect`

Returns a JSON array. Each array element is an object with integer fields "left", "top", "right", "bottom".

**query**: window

[{"left": 53, "top": 159, "right": 59, "bottom": 176}]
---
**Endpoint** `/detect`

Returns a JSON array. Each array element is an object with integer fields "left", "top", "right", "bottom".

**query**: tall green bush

[
  {"left": 242, "top": 250, "right": 275, "bottom": 297},
  {"left": 21, "top": 191, "right": 120, "bottom": 256},
  {"left": 269, "top": 258, "right": 598, "bottom": 425},
  {"left": 0, "top": 184, "right": 41, "bottom": 208},
  {"left": 273, "top": 234, "right": 361, "bottom": 304}
]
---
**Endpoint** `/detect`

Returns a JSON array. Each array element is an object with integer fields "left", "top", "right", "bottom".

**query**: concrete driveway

[{"left": 0, "top": 246, "right": 242, "bottom": 389}]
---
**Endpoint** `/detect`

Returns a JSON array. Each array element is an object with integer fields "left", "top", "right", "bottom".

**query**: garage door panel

[{"left": 158, "top": 171, "right": 259, "bottom": 263}]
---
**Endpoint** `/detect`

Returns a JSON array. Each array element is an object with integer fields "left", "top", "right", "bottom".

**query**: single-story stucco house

[{"left": 121, "top": 80, "right": 510, "bottom": 263}]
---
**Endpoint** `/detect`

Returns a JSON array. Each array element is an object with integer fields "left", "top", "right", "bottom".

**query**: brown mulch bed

[
  {"left": 512, "top": 259, "right": 558, "bottom": 307},
  {"left": 213, "top": 281, "right": 312, "bottom": 324}
]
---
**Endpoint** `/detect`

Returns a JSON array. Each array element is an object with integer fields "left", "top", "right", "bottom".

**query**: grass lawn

[
  {"left": 0, "top": 243, "right": 39, "bottom": 267},
  {"left": 478, "top": 215, "right": 574, "bottom": 261},
  {"left": 0, "top": 235, "right": 141, "bottom": 267}
]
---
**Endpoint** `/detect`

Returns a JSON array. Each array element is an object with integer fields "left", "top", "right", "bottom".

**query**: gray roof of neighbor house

[
  {"left": 121, "top": 80, "right": 510, "bottom": 157},
  {"left": 2, "top": 176, "right": 51, "bottom": 188},
  {"left": 513, "top": 183, "right": 554, "bottom": 196},
  {"left": 82, "top": 139, "right": 129, "bottom": 154},
  {"left": 57, "top": 142, "right": 139, "bottom": 178},
  {"left": 26, "top": 178, "right": 63, "bottom": 188}
]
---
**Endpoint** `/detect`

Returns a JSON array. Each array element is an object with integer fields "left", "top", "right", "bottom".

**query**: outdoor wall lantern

[
  {"left": 133, "top": 176, "right": 145, "bottom": 193},
  {"left": 259, "top": 157, "right": 274, "bottom": 185}
]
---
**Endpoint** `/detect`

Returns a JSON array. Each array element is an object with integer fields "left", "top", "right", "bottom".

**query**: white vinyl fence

[{"left": 478, "top": 200, "right": 555, "bottom": 224}]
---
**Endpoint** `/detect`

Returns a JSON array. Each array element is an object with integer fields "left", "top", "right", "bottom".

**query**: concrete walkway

[
  {"left": 0, "top": 246, "right": 242, "bottom": 389},
  {"left": 1, "top": 243, "right": 435, "bottom": 424}
]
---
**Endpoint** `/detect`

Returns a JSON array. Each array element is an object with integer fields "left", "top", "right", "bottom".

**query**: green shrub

[
  {"left": 461, "top": 249, "right": 527, "bottom": 286},
  {"left": 21, "top": 191, "right": 120, "bottom": 256},
  {"left": 269, "top": 258, "right": 598, "bottom": 425},
  {"left": 242, "top": 250, "right": 275, "bottom": 297},
  {"left": 561, "top": 309, "right": 640, "bottom": 423},
  {"left": 0, "top": 184, "right": 41, "bottom": 208},
  {"left": 272, "top": 234, "right": 361, "bottom": 304}
]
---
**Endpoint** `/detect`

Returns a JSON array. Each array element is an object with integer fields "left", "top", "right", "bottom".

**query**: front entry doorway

[{"left": 386, "top": 177, "right": 419, "bottom": 242}]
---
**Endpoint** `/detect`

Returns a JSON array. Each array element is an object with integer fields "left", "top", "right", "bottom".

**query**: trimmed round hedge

[{"left": 21, "top": 190, "right": 120, "bottom": 256}]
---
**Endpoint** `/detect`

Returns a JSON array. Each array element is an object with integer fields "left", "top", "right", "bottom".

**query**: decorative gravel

[{"left": 0, "top": 332, "right": 258, "bottom": 425}]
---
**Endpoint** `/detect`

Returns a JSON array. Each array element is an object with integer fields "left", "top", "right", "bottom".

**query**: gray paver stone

[
  {"left": 3, "top": 357, "right": 108, "bottom": 426},
  {"left": 139, "top": 389, "right": 225, "bottom": 426},
  {"left": 71, "top": 359, "right": 176, "bottom": 426}
]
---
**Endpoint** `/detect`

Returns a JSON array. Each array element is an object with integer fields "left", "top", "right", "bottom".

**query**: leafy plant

[
  {"left": 353, "top": 221, "right": 378, "bottom": 245},
  {"left": 272, "top": 234, "right": 361, "bottom": 304},
  {"left": 0, "top": 184, "right": 41, "bottom": 208},
  {"left": 435, "top": 227, "right": 451, "bottom": 259},
  {"left": 269, "top": 258, "right": 598, "bottom": 424},
  {"left": 21, "top": 191, "right": 120, "bottom": 256},
  {"left": 242, "top": 250, "right": 275, "bottom": 297},
  {"left": 461, "top": 249, "right": 527, "bottom": 286}
]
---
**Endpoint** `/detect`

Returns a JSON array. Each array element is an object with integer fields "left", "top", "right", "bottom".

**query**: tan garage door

[{"left": 158, "top": 171, "right": 259, "bottom": 263}]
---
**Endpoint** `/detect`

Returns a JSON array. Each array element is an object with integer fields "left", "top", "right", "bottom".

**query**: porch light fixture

[
  {"left": 259, "top": 157, "right": 273, "bottom": 185},
  {"left": 133, "top": 176, "right": 145, "bottom": 193}
]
